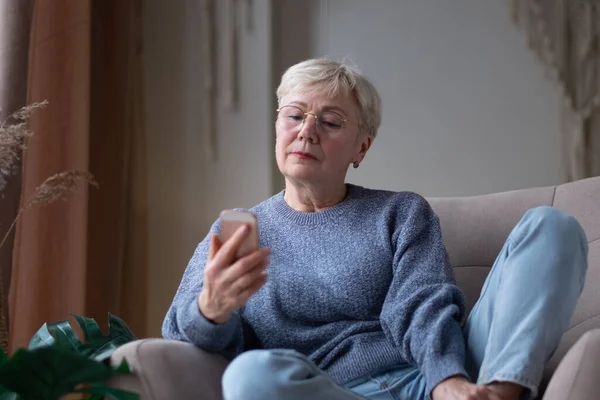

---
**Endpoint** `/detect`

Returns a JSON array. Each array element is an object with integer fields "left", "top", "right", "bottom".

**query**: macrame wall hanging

[
  {"left": 199, "top": 0, "right": 253, "bottom": 160},
  {"left": 509, "top": 0, "right": 600, "bottom": 180}
]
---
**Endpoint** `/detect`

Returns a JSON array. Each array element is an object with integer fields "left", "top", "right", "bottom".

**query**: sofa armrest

[
  {"left": 543, "top": 329, "right": 600, "bottom": 400},
  {"left": 106, "top": 339, "right": 229, "bottom": 400}
]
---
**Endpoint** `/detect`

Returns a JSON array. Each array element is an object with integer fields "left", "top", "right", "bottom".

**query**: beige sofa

[{"left": 109, "top": 176, "right": 600, "bottom": 399}]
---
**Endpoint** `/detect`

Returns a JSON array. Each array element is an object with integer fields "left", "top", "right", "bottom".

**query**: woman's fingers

[
  {"left": 201, "top": 227, "right": 269, "bottom": 320},
  {"left": 222, "top": 248, "right": 270, "bottom": 284},
  {"left": 212, "top": 225, "right": 250, "bottom": 267},
  {"left": 229, "top": 261, "right": 269, "bottom": 294},
  {"left": 236, "top": 272, "right": 268, "bottom": 305}
]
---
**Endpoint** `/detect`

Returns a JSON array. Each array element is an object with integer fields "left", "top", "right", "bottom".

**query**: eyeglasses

[{"left": 276, "top": 105, "right": 358, "bottom": 135}]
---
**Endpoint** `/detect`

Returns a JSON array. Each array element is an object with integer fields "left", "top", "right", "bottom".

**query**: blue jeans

[{"left": 221, "top": 207, "right": 588, "bottom": 400}]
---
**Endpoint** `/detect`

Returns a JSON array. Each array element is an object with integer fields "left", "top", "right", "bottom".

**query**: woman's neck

[{"left": 284, "top": 181, "right": 347, "bottom": 212}]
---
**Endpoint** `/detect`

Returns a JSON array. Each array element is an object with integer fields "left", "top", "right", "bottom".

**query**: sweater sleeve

[
  {"left": 380, "top": 194, "right": 469, "bottom": 395},
  {"left": 161, "top": 219, "right": 244, "bottom": 360}
]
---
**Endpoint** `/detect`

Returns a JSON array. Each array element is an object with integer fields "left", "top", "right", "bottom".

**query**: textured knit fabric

[
  {"left": 219, "top": 206, "right": 589, "bottom": 400},
  {"left": 162, "top": 184, "right": 468, "bottom": 393}
]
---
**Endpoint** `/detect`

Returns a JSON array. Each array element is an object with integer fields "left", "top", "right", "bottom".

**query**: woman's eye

[{"left": 323, "top": 120, "right": 342, "bottom": 128}]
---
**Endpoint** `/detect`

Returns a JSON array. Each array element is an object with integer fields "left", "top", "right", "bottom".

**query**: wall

[
  {"left": 311, "top": 0, "right": 563, "bottom": 197},
  {"left": 143, "top": 0, "right": 563, "bottom": 335},
  {"left": 143, "top": 0, "right": 273, "bottom": 336}
]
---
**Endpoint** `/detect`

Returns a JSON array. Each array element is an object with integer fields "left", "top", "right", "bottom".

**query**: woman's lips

[{"left": 291, "top": 151, "right": 317, "bottom": 160}]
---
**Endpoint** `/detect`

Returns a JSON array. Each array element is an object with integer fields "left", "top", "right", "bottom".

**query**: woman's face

[{"left": 275, "top": 90, "right": 371, "bottom": 186}]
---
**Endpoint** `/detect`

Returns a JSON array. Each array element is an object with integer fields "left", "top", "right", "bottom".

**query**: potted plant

[{"left": 0, "top": 314, "right": 138, "bottom": 399}]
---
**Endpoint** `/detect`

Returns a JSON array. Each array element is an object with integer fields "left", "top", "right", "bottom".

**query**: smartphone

[{"left": 219, "top": 210, "right": 260, "bottom": 259}]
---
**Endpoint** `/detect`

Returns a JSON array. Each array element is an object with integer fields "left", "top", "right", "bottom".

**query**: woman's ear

[{"left": 357, "top": 134, "right": 372, "bottom": 159}]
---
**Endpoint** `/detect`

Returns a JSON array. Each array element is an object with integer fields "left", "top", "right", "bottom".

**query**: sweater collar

[{"left": 272, "top": 184, "right": 361, "bottom": 225}]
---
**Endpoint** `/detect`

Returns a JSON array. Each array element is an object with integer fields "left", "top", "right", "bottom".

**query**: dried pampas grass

[
  {"left": 0, "top": 170, "right": 99, "bottom": 250},
  {"left": 0, "top": 103, "right": 98, "bottom": 249},
  {"left": 0, "top": 101, "right": 48, "bottom": 191},
  {"left": 25, "top": 170, "right": 99, "bottom": 210},
  {"left": 0, "top": 101, "right": 98, "bottom": 353}
]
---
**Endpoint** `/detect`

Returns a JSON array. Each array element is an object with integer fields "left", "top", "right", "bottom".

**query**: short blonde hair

[{"left": 276, "top": 58, "right": 382, "bottom": 138}]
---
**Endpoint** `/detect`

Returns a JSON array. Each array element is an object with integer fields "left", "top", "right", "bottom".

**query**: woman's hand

[
  {"left": 432, "top": 376, "right": 505, "bottom": 400},
  {"left": 198, "top": 225, "right": 270, "bottom": 324}
]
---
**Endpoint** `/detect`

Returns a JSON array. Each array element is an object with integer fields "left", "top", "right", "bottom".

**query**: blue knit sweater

[{"left": 162, "top": 184, "right": 468, "bottom": 394}]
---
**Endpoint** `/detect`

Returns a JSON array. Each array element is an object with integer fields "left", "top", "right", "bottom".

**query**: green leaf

[
  {"left": 0, "top": 345, "right": 116, "bottom": 399},
  {"left": 91, "top": 343, "right": 118, "bottom": 362},
  {"left": 28, "top": 323, "right": 56, "bottom": 350},
  {"left": 0, "top": 382, "right": 17, "bottom": 400},
  {"left": 47, "top": 320, "right": 85, "bottom": 353},
  {"left": 76, "top": 384, "right": 139, "bottom": 400},
  {"left": 107, "top": 314, "right": 136, "bottom": 343},
  {"left": 70, "top": 314, "right": 136, "bottom": 361},
  {"left": 71, "top": 315, "right": 106, "bottom": 346},
  {"left": 112, "top": 360, "right": 131, "bottom": 374},
  {"left": 0, "top": 392, "right": 17, "bottom": 400}
]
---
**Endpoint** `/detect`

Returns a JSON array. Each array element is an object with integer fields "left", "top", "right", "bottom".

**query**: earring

[{"left": 353, "top": 162, "right": 360, "bottom": 169}]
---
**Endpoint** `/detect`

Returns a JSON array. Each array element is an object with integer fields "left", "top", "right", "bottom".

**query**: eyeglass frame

[{"left": 275, "top": 105, "right": 359, "bottom": 134}]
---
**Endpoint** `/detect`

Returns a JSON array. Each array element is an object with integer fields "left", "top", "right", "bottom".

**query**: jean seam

[
  {"left": 267, "top": 350, "right": 369, "bottom": 399},
  {"left": 384, "top": 389, "right": 395, "bottom": 400},
  {"left": 482, "top": 238, "right": 512, "bottom": 300},
  {"left": 478, "top": 371, "right": 538, "bottom": 398},
  {"left": 270, "top": 349, "right": 324, "bottom": 376},
  {"left": 348, "top": 376, "right": 391, "bottom": 399},
  {"left": 466, "top": 238, "right": 511, "bottom": 331},
  {"left": 356, "top": 378, "right": 400, "bottom": 400}
]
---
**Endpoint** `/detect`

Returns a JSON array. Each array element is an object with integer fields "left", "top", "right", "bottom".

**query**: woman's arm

[
  {"left": 161, "top": 220, "right": 244, "bottom": 360},
  {"left": 380, "top": 194, "right": 469, "bottom": 396}
]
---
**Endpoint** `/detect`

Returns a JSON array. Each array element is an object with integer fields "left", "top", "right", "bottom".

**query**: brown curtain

[
  {"left": 9, "top": 0, "right": 147, "bottom": 351},
  {"left": 510, "top": 0, "right": 600, "bottom": 181},
  {"left": 87, "top": 0, "right": 148, "bottom": 339},
  {"left": 0, "top": 0, "right": 35, "bottom": 353}
]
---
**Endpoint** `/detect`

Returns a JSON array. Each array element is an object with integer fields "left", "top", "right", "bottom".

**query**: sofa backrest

[{"left": 428, "top": 176, "right": 600, "bottom": 384}]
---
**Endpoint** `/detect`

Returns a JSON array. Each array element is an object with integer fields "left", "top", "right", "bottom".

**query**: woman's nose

[{"left": 297, "top": 114, "right": 319, "bottom": 142}]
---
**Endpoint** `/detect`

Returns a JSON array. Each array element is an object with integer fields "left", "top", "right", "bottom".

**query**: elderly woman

[{"left": 162, "top": 59, "right": 588, "bottom": 400}]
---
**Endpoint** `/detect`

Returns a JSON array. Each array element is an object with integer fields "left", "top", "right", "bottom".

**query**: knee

[
  {"left": 222, "top": 350, "right": 313, "bottom": 400},
  {"left": 521, "top": 206, "right": 588, "bottom": 276},
  {"left": 523, "top": 206, "right": 587, "bottom": 248},
  {"left": 222, "top": 350, "right": 272, "bottom": 400}
]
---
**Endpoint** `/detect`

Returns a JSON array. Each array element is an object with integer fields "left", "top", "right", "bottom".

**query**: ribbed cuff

[
  {"left": 180, "top": 297, "right": 240, "bottom": 351},
  {"left": 421, "top": 353, "right": 470, "bottom": 399}
]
